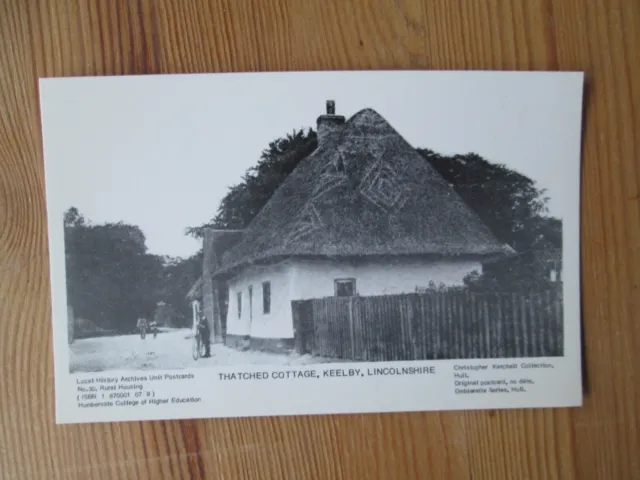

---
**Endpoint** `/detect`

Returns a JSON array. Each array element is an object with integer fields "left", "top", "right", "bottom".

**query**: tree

[
  {"left": 65, "top": 208, "right": 204, "bottom": 334},
  {"left": 64, "top": 207, "right": 86, "bottom": 228},
  {"left": 417, "top": 149, "right": 556, "bottom": 253},
  {"left": 155, "top": 252, "right": 203, "bottom": 325},
  {"left": 64, "top": 209, "right": 165, "bottom": 333}
]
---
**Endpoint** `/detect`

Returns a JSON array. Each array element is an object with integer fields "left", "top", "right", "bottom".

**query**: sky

[{"left": 39, "top": 71, "right": 583, "bottom": 258}]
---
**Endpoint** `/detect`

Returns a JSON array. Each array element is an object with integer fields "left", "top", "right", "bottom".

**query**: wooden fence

[{"left": 291, "top": 290, "right": 563, "bottom": 361}]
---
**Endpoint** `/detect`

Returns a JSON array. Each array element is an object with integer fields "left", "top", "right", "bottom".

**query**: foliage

[
  {"left": 414, "top": 281, "right": 468, "bottom": 294},
  {"left": 416, "top": 149, "right": 557, "bottom": 252},
  {"left": 463, "top": 251, "right": 562, "bottom": 293},
  {"left": 64, "top": 208, "right": 199, "bottom": 334},
  {"left": 156, "top": 252, "right": 202, "bottom": 323}
]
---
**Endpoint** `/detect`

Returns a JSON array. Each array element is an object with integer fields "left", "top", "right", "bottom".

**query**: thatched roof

[{"left": 215, "top": 107, "right": 514, "bottom": 276}]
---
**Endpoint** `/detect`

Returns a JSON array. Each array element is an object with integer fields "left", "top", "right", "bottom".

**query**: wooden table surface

[{"left": 1, "top": 1, "right": 638, "bottom": 478}]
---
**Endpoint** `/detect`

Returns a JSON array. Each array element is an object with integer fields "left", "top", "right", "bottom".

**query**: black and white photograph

[{"left": 40, "top": 70, "right": 583, "bottom": 422}]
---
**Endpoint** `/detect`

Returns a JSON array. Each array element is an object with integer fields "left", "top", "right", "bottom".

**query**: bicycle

[{"left": 192, "top": 331, "right": 207, "bottom": 360}]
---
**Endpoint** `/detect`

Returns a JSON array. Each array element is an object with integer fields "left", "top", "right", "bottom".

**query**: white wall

[
  {"left": 226, "top": 261, "right": 296, "bottom": 339},
  {"left": 226, "top": 257, "right": 482, "bottom": 340},
  {"left": 289, "top": 257, "right": 483, "bottom": 300}
]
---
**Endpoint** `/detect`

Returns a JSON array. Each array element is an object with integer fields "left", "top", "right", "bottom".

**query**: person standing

[
  {"left": 197, "top": 313, "right": 211, "bottom": 358},
  {"left": 136, "top": 317, "right": 148, "bottom": 339}
]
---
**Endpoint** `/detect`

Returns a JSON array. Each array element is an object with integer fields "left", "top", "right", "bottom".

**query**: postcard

[{"left": 38, "top": 70, "right": 584, "bottom": 424}]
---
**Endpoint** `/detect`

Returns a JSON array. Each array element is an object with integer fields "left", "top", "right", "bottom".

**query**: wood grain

[{"left": 1, "top": 0, "right": 639, "bottom": 478}]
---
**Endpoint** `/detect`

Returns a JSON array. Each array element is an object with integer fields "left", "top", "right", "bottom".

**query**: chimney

[{"left": 316, "top": 100, "right": 345, "bottom": 144}]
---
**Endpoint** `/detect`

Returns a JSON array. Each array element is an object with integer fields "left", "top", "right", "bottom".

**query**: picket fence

[{"left": 291, "top": 290, "right": 563, "bottom": 361}]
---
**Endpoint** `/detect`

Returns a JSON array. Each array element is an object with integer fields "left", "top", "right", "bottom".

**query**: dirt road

[{"left": 69, "top": 328, "right": 327, "bottom": 373}]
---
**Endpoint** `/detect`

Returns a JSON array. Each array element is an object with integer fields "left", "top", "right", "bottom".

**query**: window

[
  {"left": 237, "top": 292, "right": 242, "bottom": 319},
  {"left": 334, "top": 278, "right": 356, "bottom": 297},
  {"left": 262, "top": 281, "right": 271, "bottom": 314}
]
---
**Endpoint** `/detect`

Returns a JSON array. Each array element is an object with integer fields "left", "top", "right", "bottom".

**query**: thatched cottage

[{"left": 196, "top": 101, "right": 514, "bottom": 351}]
